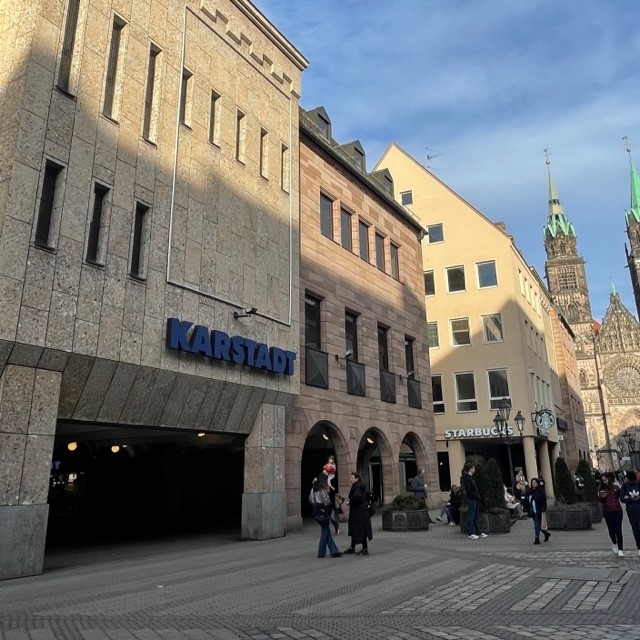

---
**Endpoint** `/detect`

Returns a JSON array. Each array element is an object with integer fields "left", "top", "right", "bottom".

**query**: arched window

[
  {"left": 567, "top": 303, "right": 579, "bottom": 323},
  {"left": 579, "top": 369, "right": 587, "bottom": 386}
]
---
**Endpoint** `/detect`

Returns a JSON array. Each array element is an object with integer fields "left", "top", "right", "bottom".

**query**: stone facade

[
  {"left": 544, "top": 166, "right": 640, "bottom": 469},
  {"left": 0, "top": 0, "right": 306, "bottom": 579},
  {"left": 287, "top": 110, "right": 437, "bottom": 531}
]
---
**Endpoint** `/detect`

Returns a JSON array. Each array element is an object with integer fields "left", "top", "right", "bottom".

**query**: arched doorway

[
  {"left": 399, "top": 432, "right": 427, "bottom": 493},
  {"left": 356, "top": 428, "right": 391, "bottom": 505},
  {"left": 300, "top": 421, "right": 345, "bottom": 517}
]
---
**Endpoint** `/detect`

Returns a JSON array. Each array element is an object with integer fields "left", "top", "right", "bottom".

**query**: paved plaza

[{"left": 2, "top": 512, "right": 640, "bottom": 640}]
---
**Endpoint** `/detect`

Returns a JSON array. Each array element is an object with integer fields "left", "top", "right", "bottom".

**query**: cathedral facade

[{"left": 544, "top": 159, "right": 640, "bottom": 469}]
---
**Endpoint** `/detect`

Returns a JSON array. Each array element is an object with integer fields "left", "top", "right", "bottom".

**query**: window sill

[
  {"left": 141, "top": 137, "right": 157, "bottom": 149},
  {"left": 128, "top": 274, "right": 147, "bottom": 284},
  {"left": 54, "top": 85, "right": 77, "bottom": 101},
  {"left": 208, "top": 140, "right": 221, "bottom": 151},
  {"left": 32, "top": 242, "right": 57, "bottom": 254},
  {"left": 180, "top": 122, "right": 192, "bottom": 131},
  {"left": 101, "top": 113, "right": 119, "bottom": 126},
  {"left": 84, "top": 260, "right": 106, "bottom": 271}
]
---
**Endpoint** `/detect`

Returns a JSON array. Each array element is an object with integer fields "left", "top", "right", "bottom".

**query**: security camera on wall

[{"left": 344, "top": 349, "right": 353, "bottom": 358}]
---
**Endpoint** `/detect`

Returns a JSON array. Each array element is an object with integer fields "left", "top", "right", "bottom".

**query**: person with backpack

[
  {"left": 309, "top": 471, "right": 342, "bottom": 559},
  {"left": 620, "top": 470, "right": 640, "bottom": 557},
  {"left": 343, "top": 471, "right": 373, "bottom": 556}
]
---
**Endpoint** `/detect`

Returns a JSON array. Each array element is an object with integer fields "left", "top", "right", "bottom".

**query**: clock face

[{"left": 605, "top": 356, "right": 640, "bottom": 397}]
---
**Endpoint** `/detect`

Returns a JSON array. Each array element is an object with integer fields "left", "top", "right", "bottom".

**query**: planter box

[
  {"left": 565, "top": 508, "right": 592, "bottom": 530},
  {"left": 382, "top": 509, "right": 430, "bottom": 531},
  {"left": 546, "top": 508, "right": 565, "bottom": 530},
  {"left": 460, "top": 510, "right": 511, "bottom": 534},
  {"left": 590, "top": 503, "right": 602, "bottom": 524},
  {"left": 547, "top": 505, "right": 593, "bottom": 530}
]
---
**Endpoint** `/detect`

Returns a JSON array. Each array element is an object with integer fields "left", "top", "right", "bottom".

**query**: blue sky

[{"left": 253, "top": 0, "right": 640, "bottom": 321}]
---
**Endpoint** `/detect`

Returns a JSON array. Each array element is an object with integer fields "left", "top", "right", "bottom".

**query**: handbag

[
  {"left": 313, "top": 503, "right": 330, "bottom": 525},
  {"left": 459, "top": 500, "right": 469, "bottom": 513}
]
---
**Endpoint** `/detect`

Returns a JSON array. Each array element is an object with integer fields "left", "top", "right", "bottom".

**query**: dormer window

[
  {"left": 352, "top": 146, "right": 365, "bottom": 170},
  {"left": 383, "top": 174, "right": 393, "bottom": 194},
  {"left": 317, "top": 113, "right": 330, "bottom": 138}
]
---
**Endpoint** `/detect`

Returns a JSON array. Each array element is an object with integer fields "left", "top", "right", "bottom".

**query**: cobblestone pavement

[{"left": 1, "top": 513, "right": 640, "bottom": 640}]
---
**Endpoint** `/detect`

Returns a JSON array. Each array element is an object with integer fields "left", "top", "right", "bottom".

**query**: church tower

[
  {"left": 624, "top": 148, "right": 640, "bottom": 321},
  {"left": 542, "top": 158, "right": 605, "bottom": 455}
]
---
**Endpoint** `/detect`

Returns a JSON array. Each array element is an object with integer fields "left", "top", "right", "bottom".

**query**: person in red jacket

[{"left": 599, "top": 472, "right": 624, "bottom": 557}]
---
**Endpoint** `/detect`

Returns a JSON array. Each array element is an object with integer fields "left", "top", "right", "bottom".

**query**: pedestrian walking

[
  {"left": 526, "top": 477, "right": 550, "bottom": 544},
  {"left": 598, "top": 471, "right": 624, "bottom": 557},
  {"left": 309, "top": 472, "right": 342, "bottom": 559},
  {"left": 411, "top": 469, "right": 426, "bottom": 502},
  {"left": 461, "top": 463, "right": 486, "bottom": 539},
  {"left": 343, "top": 471, "right": 373, "bottom": 556},
  {"left": 620, "top": 470, "right": 640, "bottom": 557}
]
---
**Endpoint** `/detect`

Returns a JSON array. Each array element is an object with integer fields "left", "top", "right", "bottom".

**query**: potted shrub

[
  {"left": 576, "top": 459, "right": 602, "bottom": 524},
  {"left": 549, "top": 457, "right": 592, "bottom": 530},
  {"left": 382, "top": 493, "right": 430, "bottom": 531}
]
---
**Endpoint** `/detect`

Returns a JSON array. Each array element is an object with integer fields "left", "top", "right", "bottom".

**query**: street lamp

[{"left": 493, "top": 398, "right": 526, "bottom": 490}]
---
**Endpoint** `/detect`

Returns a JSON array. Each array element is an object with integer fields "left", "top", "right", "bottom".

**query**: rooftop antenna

[
  {"left": 425, "top": 147, "right": 442, "bottom": 170},
  {"left": 543, "top": 147, "right": 551, "bottom": 166}
]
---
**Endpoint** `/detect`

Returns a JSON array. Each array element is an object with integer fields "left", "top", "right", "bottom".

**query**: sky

[{"left": 252, "top": 0, "right": 640, "bottom": 321}]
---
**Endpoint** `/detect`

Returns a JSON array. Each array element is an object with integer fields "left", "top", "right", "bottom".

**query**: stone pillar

[
  {"left": 0, "top": 365, "right": 62, "bottom": 580},
  {"left": 538, "top": 440, "right": 554, "bottom": 498},
  {"left": 447, "top": 440, "right": 466, "bottom": 487},
  {"left": 242, "top": 403, "right": 286, "bottom": 540},
  {"left": 523, "top": 435, "right": 539, "bottom": 482}
]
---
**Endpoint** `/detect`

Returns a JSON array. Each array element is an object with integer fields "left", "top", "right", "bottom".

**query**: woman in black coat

[
  {"left": 344, "top": 471, "right": 373, "bottom": 556},
  {"left": 526, "top": 477, "right": 550, "bottom": 545}
]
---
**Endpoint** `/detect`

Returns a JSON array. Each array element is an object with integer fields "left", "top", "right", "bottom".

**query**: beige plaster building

[
  {"left": 377, "top": 144, "right": 586, "bottom": 498},
  {"left": 0, "top": 0, "right": 306, "bottom": 580},
  {"left": 287, "top": 109, "right": 438, "bottom": 530}
]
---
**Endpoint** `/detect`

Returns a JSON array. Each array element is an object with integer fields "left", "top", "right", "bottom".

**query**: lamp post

[{"left": 493, "top": 398, "right": 526, "bottom": 490}]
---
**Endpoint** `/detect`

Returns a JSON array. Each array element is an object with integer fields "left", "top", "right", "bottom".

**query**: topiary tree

[
  {"left": 554, "top": 457, "right": 578, "bottom": 505},
  {"left": 384, "top": 493, "right": 423, "bottom": 511},
  {"left": 484, "top": 458, "right": 508, "bottom": 511},
  {"left": 474, "top": 463, "right": 492, "bottom": 512},
  {"left": 575, "top": 459, "right": 598, "bottom": 504}
]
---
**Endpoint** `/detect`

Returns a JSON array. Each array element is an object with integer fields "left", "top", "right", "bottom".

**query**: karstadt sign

[
  {"left": 444, "top": 426, "right": 514, "bottom": 440},
  {"left": 166, "top": 318, "right": 297, "bottom": 376}
]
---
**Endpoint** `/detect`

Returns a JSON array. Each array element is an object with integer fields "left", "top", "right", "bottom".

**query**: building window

[
  {"left": 375, "top": 232, "right": 385, "bottom": 272},
  {"left": 352, "top": 146, "right": 365, "bottom": 170},
  {"left": 488, "top": 369, "right": 510, "bottom": 410},
  {"left": 482, "top": 313, "right": 504, "bottom": 343},
  {"left": 209, "top": 90, "right": 221, "bottom": 146},
  {"left": 455, "top": 372, "right": 477, "bottom": 412},
  {"left": 558, "top": 266, "right": 578, "bottom": 290},
  {"left": 400, "top": 190, "right": 413, "bottom": 205},
  {"left": 304, "top": 293, "right": 322, "bottom": 349},
  {"left": 235, "top": 109, "right": 245, "bottom": 161},
  {"left": 316, "top": 113, "right": 330, "bottom": 138},
  {"left": 179, "top": 68, "right": 194, "bottom": 127},
  {"left": 86, "top": 183, "right": 109, "bottom": 265},
  {"left": 378, "top": 323, "right": 389, "bottom": 371},
  {"left": 57, "top": 0, "right": 81, "bottom": 93},
  {"left": 446, "top": 265, "right": 465, "bottom": 293},
  {"left": 567, "top": 303, "right": 579, "bottom": 323},
  {"left": 142, "top": 43, "right": 161, "bottom": 142},
  {"left": 259, "top": 128, "right": 269, "bottom": 178},
  {"left": 341, "top": 208, "right": 352, "bottom": 251},
  {"left": 130, "top": 202, "right": 149, "bottom": 280},
  {"left": 320, "top": 194, "right": 333, "bottom": 239},
  {"left": 390, "top": 243, "right": 399, "bottom": 280},
  {"left": 345, "top": 310, "right": 358, "bottom": 361},
  {"left": 424, "top": 270, "right": 435, "bottom": 296},
  {"left": 477, "top": 260, "right": 497, "bottom": 288},
  {"left": 432, "top": 375, "right": 444, "bottom": 413},
  {"left": 34, "top": 160, "right": 64, "bottom": 249},
  {"left": 103, "top": 15, "right": 126, "bottom": 119},
  {"left": 359, "top": 220, "right": 369, "bottom": 261},
  {"left": 427, "top": 321, "right": 439, "bottom": 349},
  {"left": 281, "top": 144, "right": 289, "bottom": 192},
  {"left": 405, "top": 336, "right": 415, "bottom": 377},
  {"left": 427, "top": 223, "right": 444, "bottom": 244},
  {"left": 450, "top": 317, "right": 471, "bottom": 346}
]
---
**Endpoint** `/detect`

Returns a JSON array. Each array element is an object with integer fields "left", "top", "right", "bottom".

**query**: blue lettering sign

[{"left": 165, "top": 318, "right": 296, "bottom": 376}]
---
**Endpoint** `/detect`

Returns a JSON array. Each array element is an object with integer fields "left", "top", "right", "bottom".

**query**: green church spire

[
  {"left": 544, "top": 154, "right": 575, "bottom": 238},
  {"left": 625, "top": 146, "right": 640, "bottom": 226}
]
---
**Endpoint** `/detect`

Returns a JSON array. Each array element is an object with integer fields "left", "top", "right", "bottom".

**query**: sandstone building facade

[{"left": 0, "top": 0, "right": 306, "bottom": 580}]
